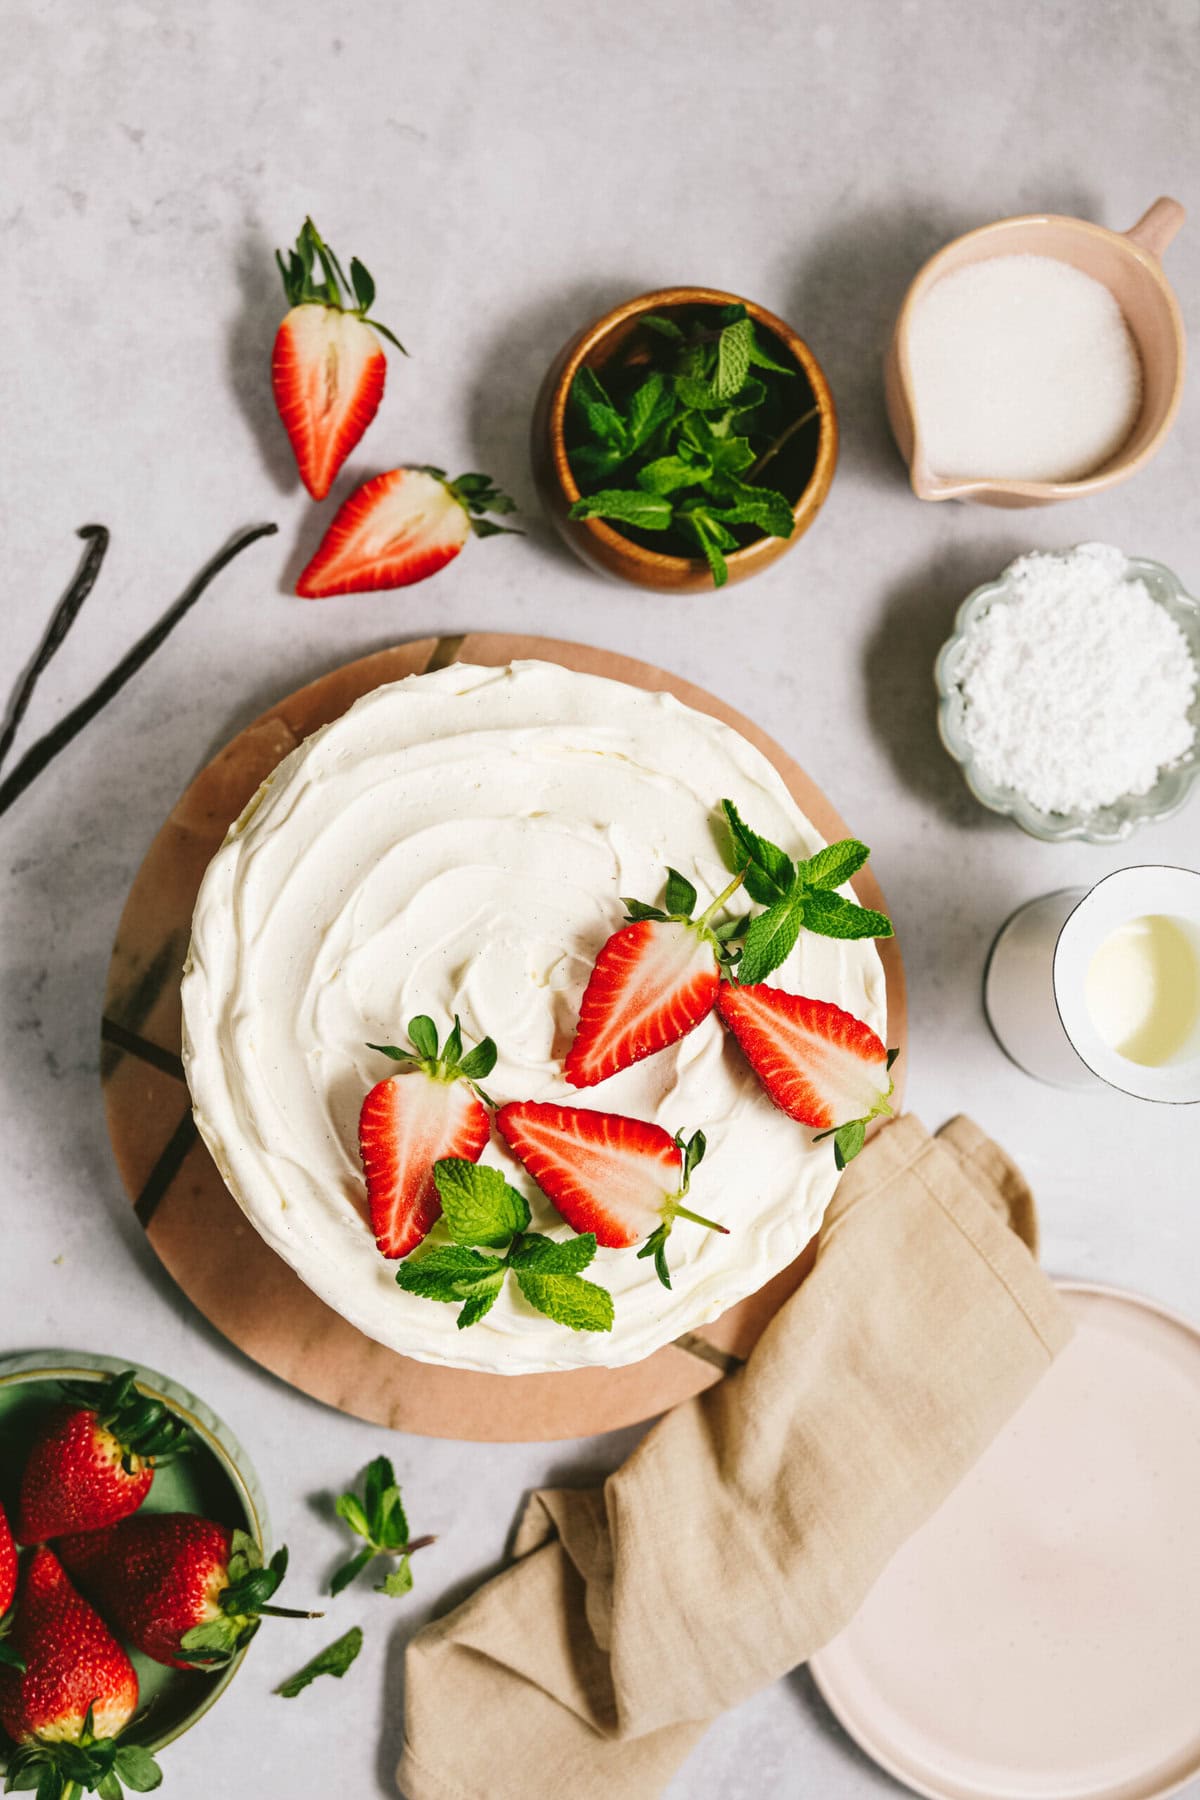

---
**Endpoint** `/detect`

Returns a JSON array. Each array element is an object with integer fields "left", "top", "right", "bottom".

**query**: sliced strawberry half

[
  {"left": 359, "top": 1014, "right": 496, "bottom": 1259},
  {"left": 717, "top": 983, "right": 897, "bottom": 1166},
  {"left": 271, "top": 216, "right": 405, "bottom": 500},
  {"left": 565, "top": 865, "right": 747, "bottom": 1088},
  {"left": 496, "top": 1100, "right": 724, "bottom": 1289},
  {"left": 296, "top": 466, "right": 518, "bottom": 599}
]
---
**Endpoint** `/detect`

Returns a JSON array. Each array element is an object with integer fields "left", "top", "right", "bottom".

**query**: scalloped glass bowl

[{"left": 935, "top": 551, "right": 1200, "bottom": 843}]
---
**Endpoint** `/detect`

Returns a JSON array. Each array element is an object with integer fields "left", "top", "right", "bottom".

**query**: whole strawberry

[
  {"left": 0, "top": 1546, "right": 160, "bottom": 1798},
  {"left": 59, "top": 1514, "right": 316, "bottom": 1670},
  {"left": 16, "top": 1369, "right": 190, "bottom": 1545},
  {"left": 272, "top": 216, "right": 406, "bottom": 501}
]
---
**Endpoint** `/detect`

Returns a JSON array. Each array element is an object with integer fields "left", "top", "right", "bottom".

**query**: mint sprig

[
  {"left": 329, "top": 1456, "right": 432, "bottom": 1598},
  {"left": 276, "top": 1625, "right": 364, "bottom": 1698},
  {"left": 397, "top": 1162, "right": 615, "bottom": 1333},
  {"left": 720, "top": 799, "right": 893, "bottom": 985},
  {"left": 564, "top": 303, "right": 815, "bottom": 587}
]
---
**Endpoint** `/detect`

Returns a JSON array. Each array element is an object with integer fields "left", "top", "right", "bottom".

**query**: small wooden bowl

[{"left": 531, "top": 286, "right": 838, "bottom": 592}]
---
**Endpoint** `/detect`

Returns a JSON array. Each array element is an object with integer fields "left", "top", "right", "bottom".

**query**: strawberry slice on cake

[
  {"left": 496, "top": 1100, "right": 725, "bottom": 1289},
  {"left": 359, "top": 1016, "right": 497, "bottom": 1259},
  {"left": 565, "top": 866, "right": 746, "bottom": 1088},
  {"left": 716, "top": 984, "right": 898, "bottom": 1168}
]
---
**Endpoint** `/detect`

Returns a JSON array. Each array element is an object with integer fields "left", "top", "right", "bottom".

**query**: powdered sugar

[{"left": 953, "top": 544, "right": 1197, "bottom": 816}]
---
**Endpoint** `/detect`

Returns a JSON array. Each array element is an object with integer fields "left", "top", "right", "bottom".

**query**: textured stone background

[{"left": 2, "top": 2, "right": 1198, "bottom": 1794}]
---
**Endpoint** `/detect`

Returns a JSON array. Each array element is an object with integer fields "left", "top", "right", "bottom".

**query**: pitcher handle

[{"left": 1124, "top": 196, "right": 1185, "bottom": 259}]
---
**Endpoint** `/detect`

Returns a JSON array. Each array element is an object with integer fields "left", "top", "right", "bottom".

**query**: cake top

[{"left": 182, "top": 660, "right": 889, "bottom": 1374}]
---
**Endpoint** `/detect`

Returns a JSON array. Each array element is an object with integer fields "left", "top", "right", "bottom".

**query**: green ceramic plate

[{"left": 0, "top": 1349, "right": 270, "bottom": 1761}]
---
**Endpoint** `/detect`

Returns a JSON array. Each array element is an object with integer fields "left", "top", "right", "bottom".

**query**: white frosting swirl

[{"left": 182, "top": 662, "right": 887, "bottom": 1373}]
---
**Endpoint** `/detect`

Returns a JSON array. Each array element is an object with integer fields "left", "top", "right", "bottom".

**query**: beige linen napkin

[{"left": 397, "top": 1114, "right": 1072, "bottom": 1800}]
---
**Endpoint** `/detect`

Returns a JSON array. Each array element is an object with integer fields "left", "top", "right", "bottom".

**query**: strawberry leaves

[
  {"left": 330, "top": 1458, "right": 432, "bottom": 1599},
  {"left": 565, "top": 303, "right": 812, "bottom": 587},
  {"left": 635, "top": 1128, "right": 713, "bottom": 1291},
  {"left": 275, "top": 216, "right": 407, "bottom": 352},
  {"left": 56, "top": 1369, "right": 192, "bottom": 1472},
  {"left": 367, "top": 1014, "right": 497, "bottom": 1104},
  {"left": 396, "top": 1162, "right": 615, "bottom": 1333},
  {"left": 720, "top": 799, "right": 893, "bottom": 984},
  {"left": 433, "top": 469, "right": 522, "bottom": 541},
  {"left": 178, "top": 1532, "right": 320, "bottom": 1667},
  {"left": 6, "top": 1716, "right": 162, "bottom": 1798}
]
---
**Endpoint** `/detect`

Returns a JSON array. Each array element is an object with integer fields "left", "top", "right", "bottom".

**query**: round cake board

[{"left": 101, "top": 634, "right": 907, "bottom": 1442}]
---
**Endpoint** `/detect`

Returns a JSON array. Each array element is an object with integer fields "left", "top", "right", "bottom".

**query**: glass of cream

[{"left": 984, "top": 867, "right": 1200, "bottom": 1100}]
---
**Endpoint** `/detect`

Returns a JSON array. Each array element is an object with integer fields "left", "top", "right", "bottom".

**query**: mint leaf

[
  {"left": 378, "top": 1557, "right": 413, "bottom": 1598},
  {"left": 713, "top": 315, "right": 754, "bottom": 401},
  {"left": 329, "top": 1546, "right": 374, "bottom": 1597},
  {"left": 736, "top": 894, "right": 805, "bottom": 984},
  {"left": 513, "top": 1260, "right": 615, "bottom": 1333},
  {"left": 728, "top": 375, "right": 768, "bottom": 414},
  {"left": 721, "top": 799, "right": 795, "bottom": 905},
  {"left": 664, "top": 867, "right": 698, "bottom": 916},
  {"left": 397, "top": 1243, "right": 506, "bottom": 1304},
  {"left": 628, "top": 373, "right": 671, "bottom": 447},
  {"left": 639, "top": 313, "right": 685, "bottom": 341},
  {"left": 510, "top": 1231, "right": 598, "bottom": 1275},
  {"left": 363, "top": 1455, "right": 409, "bottom": 1549},
  {"left": 407, "top": 1016, "right": 438, "bottom": 1060},
  {"left": 798, "top": 839, "right": 871, "bottom": 891},
  {"left": 801, "top": 889, "right": 894, "bottom": 940},
  {"left": 636, "top": 454, "right": 709, "bottom": 496},
  {"left": 707, "top": 433, "right": 756, "bottom": 477},
  {"left": 434, "top": 1160, "right": 530, "bottom": 1247},
  {"left": 276, "top": 1626, "right": 364, "bottom": 1698},
  {"left": 571, "top": 367, "right": 627, "bottom": 451},
  {"left": 570, "top": 442, "right": 627, "bottom": 486},
  {"left": 747, "top": 333, "right": 796, "bottom": 375},
  {"left": 568, "top": 489, "right": 674, "bottom": 530},
  {"left": 675, "top": 372, "right": 722, "bottom": 411},
  {"left": 334, "top": 1493, "right": 371, "bottom": 1540},
  {"left": 706, "top": 484, "right": 795, "bottom": 539},
  {"left": 676, "top": 508, "right": 734, "bottom": 587}
]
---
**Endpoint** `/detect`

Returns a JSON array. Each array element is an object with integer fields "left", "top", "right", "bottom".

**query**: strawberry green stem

[
  {"left": 257, "top": 1603, "right": 326, "bottom": 1619},
  {"left": 697, "top": 866, "right": 748, "bottom": 929},
  {"left": 669, "top": 1202, "right": 729, "bottom": 1235}
]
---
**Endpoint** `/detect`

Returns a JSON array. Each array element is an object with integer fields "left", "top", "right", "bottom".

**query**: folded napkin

[{"left": 397, "top": 1115, "right": 1072, "bottom": 1800}]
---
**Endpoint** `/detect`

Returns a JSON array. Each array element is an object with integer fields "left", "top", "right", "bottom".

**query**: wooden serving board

[{"left": 101, "top": 634, "right": 906, "bottom": 1442}]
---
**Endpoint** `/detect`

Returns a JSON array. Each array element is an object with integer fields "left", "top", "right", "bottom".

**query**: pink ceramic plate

[{"left": 809, "top": 1283, "right": 1200, "bottom": 1800}]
